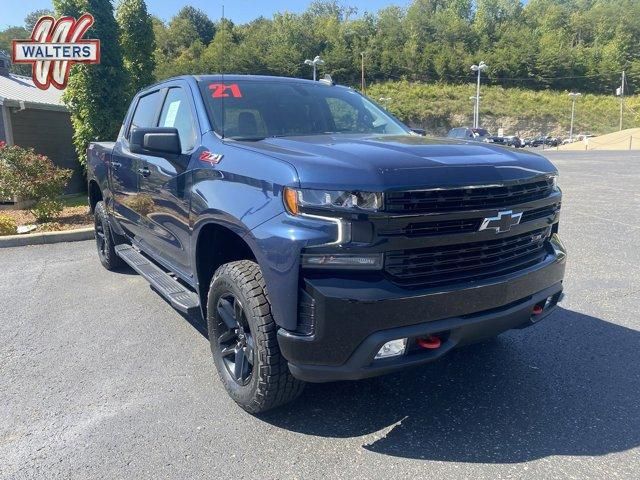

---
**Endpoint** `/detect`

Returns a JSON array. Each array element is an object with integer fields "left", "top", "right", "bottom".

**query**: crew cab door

[
  {"left": 110, "top": 89, "right": 163, "bottom": 238},
  {"left": 136, "top": 85, "right": 200, "bottom": 278}
]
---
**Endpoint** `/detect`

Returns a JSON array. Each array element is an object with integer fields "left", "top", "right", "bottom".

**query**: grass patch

[{"left": 61, "top": 194, "right": 88, "bottom": 209}]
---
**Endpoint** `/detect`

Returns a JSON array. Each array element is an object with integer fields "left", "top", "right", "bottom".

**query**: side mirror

[
  {"left": 410, "top": 128, "right": 426, "bottom": 136},
  {"left": 130, "top": 127, "right": 181, "bottom": 156}
]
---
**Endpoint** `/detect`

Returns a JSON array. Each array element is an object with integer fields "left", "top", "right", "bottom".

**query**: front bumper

[{"left": 278, "top": 236, "right": 566, "bottom": 383}]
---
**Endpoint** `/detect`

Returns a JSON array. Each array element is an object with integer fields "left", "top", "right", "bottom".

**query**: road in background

[{"left": 1, "top": 151, "right": 639, "bottom": 479}]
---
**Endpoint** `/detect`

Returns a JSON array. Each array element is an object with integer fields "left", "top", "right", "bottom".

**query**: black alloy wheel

[{"left": 216, "top": 293, "right": 255, "bottom": 385}]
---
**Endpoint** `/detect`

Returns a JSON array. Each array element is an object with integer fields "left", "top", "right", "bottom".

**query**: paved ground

[{"left": 1, "top": 150, "right": 639, "bottom": 479}]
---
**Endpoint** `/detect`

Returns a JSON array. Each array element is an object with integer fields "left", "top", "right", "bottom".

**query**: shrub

[
  {"left": 0, "top": 143, "right": 72, "bottom": 222},
  {"left": 0, "top": 214, "right": 17, "bottom": 236}
]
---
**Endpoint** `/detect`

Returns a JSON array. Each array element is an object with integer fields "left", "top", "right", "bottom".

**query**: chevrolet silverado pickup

[{"left": 87, "top": 75, "right": 566, "bottom": 413}]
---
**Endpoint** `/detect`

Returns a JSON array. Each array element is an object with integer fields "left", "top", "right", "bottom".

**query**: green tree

[
  {"left": 0, "top": 27, "right": 30, "bottom": 75},
  {"left": 54, "top": 0, "right": 128, "bottom": 167},
  {"left": 24, "top": 9, "right": 54, "bottom": 31},
  {"left": 116, "top": 0, "right": 156, "bottom": 100},
  {"left": 202, "top": 19, "right": 237, "bottom": 73},
  {"left": 175, "top": 6, "right": 216, "bottom": 45}
]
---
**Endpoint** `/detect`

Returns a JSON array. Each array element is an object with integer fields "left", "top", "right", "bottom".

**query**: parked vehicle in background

[
  {"left": 530, "top": 136, "right": 560, "bottom": 148},
  {"left": 493, "top": 136, "right": 524, "bottom": 148},
  {"left": 87, "top": 75, "right": 566, "bottom": 413},
  {"left": 447, "top": 127, "right": 494, "bottom": 143},
  {"left": 577, "top": 134, "right": 595, "bottom": 142},
  {"left": 504, "top": 136, "right": 524, "bottom": 148}
]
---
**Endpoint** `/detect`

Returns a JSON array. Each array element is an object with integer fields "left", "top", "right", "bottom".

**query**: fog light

[{"left": 375, "top": 338, "right": 407, "bottom": 359}]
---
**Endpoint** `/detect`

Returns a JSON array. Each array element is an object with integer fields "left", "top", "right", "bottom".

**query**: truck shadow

[{"left": 260, "top": 307, "right": 640, "bottom": 463}]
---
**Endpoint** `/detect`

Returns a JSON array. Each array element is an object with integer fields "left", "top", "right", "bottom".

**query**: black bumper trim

[{"left": 287, "top": 284, "right": 562, "bottom": 383}]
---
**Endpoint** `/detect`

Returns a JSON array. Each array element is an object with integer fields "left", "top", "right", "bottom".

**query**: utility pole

[
  {"left": 568, "top": 92, "right": 581, "bottom": 142},
  {"left": 470, "top": 61, "right": 487, "bottom": 128},
  {"left": 618, "top": 70, "right": 625, "bottom": 131},
  {"left": 361, "top": 52, "right": 366, "bottom": 94}
]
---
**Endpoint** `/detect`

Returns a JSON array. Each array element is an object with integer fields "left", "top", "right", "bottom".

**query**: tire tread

[{"left": 209, "top": 260, "right": 304, "bottom": 413}]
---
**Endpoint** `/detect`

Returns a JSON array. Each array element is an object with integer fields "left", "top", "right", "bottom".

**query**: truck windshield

[{"left": 198, "top": 79, "right": 409, "bottom": 140}]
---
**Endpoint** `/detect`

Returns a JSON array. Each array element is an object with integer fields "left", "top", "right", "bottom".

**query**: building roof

[{"left": 0, "top": 73, "right": 67, "bottom": 112}]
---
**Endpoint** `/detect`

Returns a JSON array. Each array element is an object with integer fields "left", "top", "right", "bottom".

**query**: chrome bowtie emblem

[{"left": 479, "top": 210, "right": 523, "bottom": 233}]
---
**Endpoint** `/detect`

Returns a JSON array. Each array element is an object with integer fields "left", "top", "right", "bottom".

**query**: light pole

[
  {"left": 568, "top": 92, "right": 581, "bottom": 142},
  {"left": 304, "top": 55, "right": 325, "bottom": 81},
  {"left": 469, "top": 95, "right": 481, "bottom": 126},
  {"left": 470, "top": 61, "right": 488, "bottom": 128}
]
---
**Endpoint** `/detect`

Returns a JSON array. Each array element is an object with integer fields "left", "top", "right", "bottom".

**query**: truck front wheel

[{"left": 207, "top": 260, "right": 304, "bottom": 413}]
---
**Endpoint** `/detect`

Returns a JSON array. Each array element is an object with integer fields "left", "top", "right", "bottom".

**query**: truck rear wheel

[
  {"left": 94, "top": 201, "right": 124, "bottom": 271},
  {"left": 207, "top": 260, "right": 304, "bottom": 413}
]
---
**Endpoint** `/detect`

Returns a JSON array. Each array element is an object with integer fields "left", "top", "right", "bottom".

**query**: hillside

[{"left": 367, "top": 81, "right": 639, "bottom": 139}]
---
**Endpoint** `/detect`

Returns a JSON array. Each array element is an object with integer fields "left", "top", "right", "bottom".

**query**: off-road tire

[
  {"left": 207, "top": 260, "right": 304, "bottom": 413},
  {"left": 94, "top": 201, "right": 124, "bottom": 271}
]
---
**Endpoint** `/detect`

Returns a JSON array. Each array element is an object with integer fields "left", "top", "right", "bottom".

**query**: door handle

[
  {"left": 137, "top": 167, "right": 150, "bottom": 177},
  {"left": 111, "top": 161, "right": 121, "bottom": 170}
]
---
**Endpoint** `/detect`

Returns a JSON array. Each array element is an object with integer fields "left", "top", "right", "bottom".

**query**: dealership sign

[{"left": 12, "top": 14, "right": 100, "bottom": 90}]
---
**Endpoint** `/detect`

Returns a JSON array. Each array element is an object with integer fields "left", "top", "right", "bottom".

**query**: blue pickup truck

[{"left": 87, "top": 75, "right": 566, "bottom": 413}]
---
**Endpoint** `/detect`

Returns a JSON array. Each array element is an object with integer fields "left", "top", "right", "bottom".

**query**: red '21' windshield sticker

[{"left": 209, "top": 83, "right": 242, "bottom": 99}]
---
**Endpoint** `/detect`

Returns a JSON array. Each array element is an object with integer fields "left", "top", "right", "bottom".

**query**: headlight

[
  {"left": 549, "top": 174, "right": 558, "bottom": 189},
  {"left": 283, "top": 187, "right": 382, "bottom": 215}
]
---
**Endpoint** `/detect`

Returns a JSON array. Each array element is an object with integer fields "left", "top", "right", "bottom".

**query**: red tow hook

[
  {"left": 532, "top": 305, "right": 544, "bottom": 315},
  {"left": 417, "top": 335, "right": 442, "bottom": 350}
]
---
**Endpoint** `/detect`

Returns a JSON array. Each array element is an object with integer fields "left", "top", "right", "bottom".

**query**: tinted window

[
  {"left": 128, "top": 91, "right": 161, "bottom": 137},
  {"left": 198, "top": 80, "right": 408, "bottom": 140},
  {"left": 159, "top": 88, "right": 198, "bottom": 152}
]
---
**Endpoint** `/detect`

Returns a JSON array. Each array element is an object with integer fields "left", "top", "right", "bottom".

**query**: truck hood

[{"left": 233, "top": 134, "right": 557, "bottom": 191}]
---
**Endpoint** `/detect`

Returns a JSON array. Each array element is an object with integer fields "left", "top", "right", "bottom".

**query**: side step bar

[{"left": 115, "top": 244, "right": 200, "bottom": 316}]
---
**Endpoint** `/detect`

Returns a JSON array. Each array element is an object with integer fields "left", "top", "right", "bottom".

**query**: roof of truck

[{"left": 143, "top": 74, "right": 343, "bottom": 91}]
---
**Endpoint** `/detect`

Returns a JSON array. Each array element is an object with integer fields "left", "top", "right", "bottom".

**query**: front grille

[
  {"left": 380, "top": 202, "right": 561, "bottom": 238},
  {"left": 385, "top": 227, "right": 550, "bottom": 288},
  {"left": 385, "top": 177, "right": 554, "bottom": 214},
  {"left": 521, "top": 202, "right": 561, "bottom": 223},
  {"left": 383, "top": 218, "right": 482, "bottom": 237}
]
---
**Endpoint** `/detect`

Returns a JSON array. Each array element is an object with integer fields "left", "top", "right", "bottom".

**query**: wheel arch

[
  {"left": 194, "top": 221, "right": 258, "bottom": 319},
  {"left": 88, "top": 179, "right": 102, "bottom": 213}
]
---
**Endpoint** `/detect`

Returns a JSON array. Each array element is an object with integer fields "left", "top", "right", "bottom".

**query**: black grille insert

[
  {"left": 382, "top": 218, "right": 482, "bottom": 237},
  {"left": 385, "top": 228, "right": 550, "bottom": 287},
  {"left": 381, "top": 202, "right": 560, "bottom": 238},
  {"left": 385, "top": 178, "right": 554, "bottom": 214}
]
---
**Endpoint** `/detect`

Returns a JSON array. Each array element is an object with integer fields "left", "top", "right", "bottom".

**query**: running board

[{"left": 115, "top": 244, "right": 200, "bottom": 316}]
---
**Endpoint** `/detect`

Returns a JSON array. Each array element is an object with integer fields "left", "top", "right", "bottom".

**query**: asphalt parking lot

[{"left": 1, "top": 150, "right": 639, "bottom": 479}]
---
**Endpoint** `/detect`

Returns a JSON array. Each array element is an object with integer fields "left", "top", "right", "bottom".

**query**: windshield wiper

[{"left": 228, "top": 136, "right": 267, "bottom": 142}]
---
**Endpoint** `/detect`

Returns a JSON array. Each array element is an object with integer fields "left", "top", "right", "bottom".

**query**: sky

[{"left": 2, "top": 0, "right": 411, "bottom": 29}]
